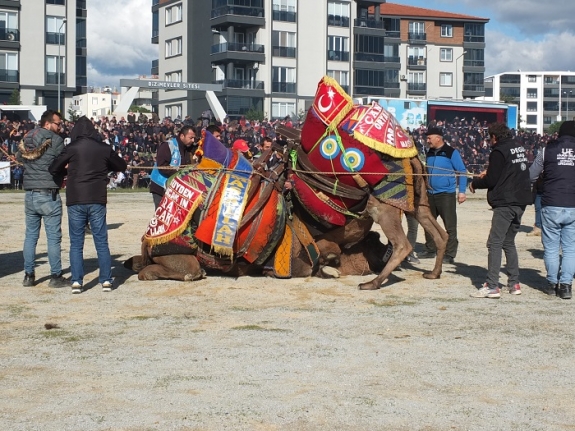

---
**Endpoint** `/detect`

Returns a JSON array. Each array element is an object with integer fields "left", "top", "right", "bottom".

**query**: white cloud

[{"left": 87, "top": 0, "right": 156, "bottom": 88}]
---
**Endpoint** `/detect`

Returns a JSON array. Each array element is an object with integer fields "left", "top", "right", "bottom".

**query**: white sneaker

[
  {"left": 101, "top": 281, "right": 113, "bottom": 292},
  {"left": 470, "top": 284, "right": 501, "bottom": 298},
  {"left": 71, "top": 281, "right": 82, "bottom": 294}
]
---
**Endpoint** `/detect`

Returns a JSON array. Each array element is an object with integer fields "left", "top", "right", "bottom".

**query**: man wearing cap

[
  {"left": 469, "top": 122, "right": 532, "bottom": 298},
  {"left": 420, "top": 125, "right": 467, "bottom": 264},
  {"left": 529, "top": 121, "right": 575, "bottom": 299},
  {"left": 232, "top": 139, "right": 252, "bottom": 160},
  {"left": 149, "top": 125, "right": 196, "bottom": 208}
]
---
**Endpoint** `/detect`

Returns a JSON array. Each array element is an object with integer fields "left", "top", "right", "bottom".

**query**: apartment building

[
  {"left": 0, "top": 0, "right": 87, "bottom": 114},
  {"left": 484, "top": 71, "right": 575, "bottom": 134},
  {"left": 151, "top": 0, "right": 488, "bottom": 120}
]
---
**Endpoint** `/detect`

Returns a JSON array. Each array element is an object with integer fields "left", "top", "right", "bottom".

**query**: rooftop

[{"left": 370, "top": 2, "right": 488, "bottom": 22}]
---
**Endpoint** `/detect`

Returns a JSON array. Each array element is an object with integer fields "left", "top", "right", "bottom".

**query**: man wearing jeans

[
  {"left": 17, "top": 110, "right": 68, "bottom": 288},
  {"left": 529, "top": 121, "right": 575, "bottom": 299},
  {"left": 469, "top": 122, "right": 532, "bottom": 298},
  {"left": 50, "top": 116, "right": 127, "bottom": 293}
]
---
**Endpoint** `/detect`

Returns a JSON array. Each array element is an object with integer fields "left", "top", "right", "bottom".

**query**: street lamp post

[
  {"left": 455, "top": 51, "right": 467, "bottom": 100},
  {"left": 57, "top": 18, "right": 66, "bottom": 114}
]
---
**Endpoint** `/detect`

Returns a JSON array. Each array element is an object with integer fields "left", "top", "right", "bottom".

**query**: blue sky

[{"left": 87, "top": 0, "right": 575, "bottom": 89}]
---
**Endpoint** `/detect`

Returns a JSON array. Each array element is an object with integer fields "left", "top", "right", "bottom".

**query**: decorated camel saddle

[{"left": 291, "top": 76, "right": 419, "bottom": 227}]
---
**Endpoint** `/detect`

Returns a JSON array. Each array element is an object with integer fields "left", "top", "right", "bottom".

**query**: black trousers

[{"left": 424, "top": 192, "right": 458, "bottom": 258}]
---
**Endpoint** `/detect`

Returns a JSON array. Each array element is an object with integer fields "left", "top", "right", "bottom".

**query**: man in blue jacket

[{"left": 419, "top": 126, "right": 467, "bottom": 264}]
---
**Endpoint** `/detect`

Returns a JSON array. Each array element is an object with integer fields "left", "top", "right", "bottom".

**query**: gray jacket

[{"left": 17, "top": 127, "right": 64, "bottom": 190}]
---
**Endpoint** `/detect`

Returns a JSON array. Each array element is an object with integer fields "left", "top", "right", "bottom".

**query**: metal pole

[
  {"left": 57, "top": 19, "right": 66, "bottom": 114},
  {"left": 455, "top": 51, "right": 467, "bottom": 99}
]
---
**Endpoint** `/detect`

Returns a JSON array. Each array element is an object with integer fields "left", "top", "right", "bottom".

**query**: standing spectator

[
  {"left": 49, "top": 116, "right": 127, "bottom": 294},
  {"left": 149, "top": 125, "right": 196, "bottom": 208},
  {"left": 419, "top": 126, "right": 467, "bottom": 264},
  {"left": 130, "top": 153, "right": 144, "bottom": 189},
  {"left": 12, "top": 164, "right": 23, "bottom": 189},
  {"left": 529, "top": 121, "right": 575, "bottom": 299},
  {"left": 469, "top": 122, "right": 532, "bottom": 298},
  {"left": 17, "top": 110, "right": 68, "bottom": 288}
]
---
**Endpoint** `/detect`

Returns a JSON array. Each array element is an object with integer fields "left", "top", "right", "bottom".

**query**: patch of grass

[
  {"left": 231, "top": 325, "right": 289, "bottom": 332},
  {"left": 229, "top": 306, "right": 254, "bottom": 312},
  {"left": 40, "top": 329, "right": 84, "bottom": 343},
  {"left": 5, "top": 304, "right": 32, "bottom": 317},
  {"left": 128, "top": 315, "right": 157, "bottom": 321}
]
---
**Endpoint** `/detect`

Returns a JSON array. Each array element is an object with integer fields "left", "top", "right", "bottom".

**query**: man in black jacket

[
  {"left": 49, "top": 116, "right": 127, "bottom": 294},
  {"left": 529, "top": 121, "right": 575, "bottom": 299},
  {"left": 469, "top": 122, "right": 532, "bottom": 298}
]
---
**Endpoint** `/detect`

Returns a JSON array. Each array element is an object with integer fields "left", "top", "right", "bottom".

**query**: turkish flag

[{"left": 311, "top": 76, "right": 353, "bottom": 128}]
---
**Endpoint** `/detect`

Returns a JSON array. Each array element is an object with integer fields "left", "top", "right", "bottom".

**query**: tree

[
  {"left": 8, "top": 89, "right": 21, "bottom": 105},
  {"left": 499, "top": 93, "right": 516, "bottom": 104},
  {"left": 67, "top": 104, "right": 80, "bottom": 122},
  {"left": 244, "top": 107, "right": 265, "bottom": 122},
  {"left": 129, "top": 105, "right": 151, "bottom": 114},
  {"left": 547, "top": 121, "right": 562, "bottom": 135}
]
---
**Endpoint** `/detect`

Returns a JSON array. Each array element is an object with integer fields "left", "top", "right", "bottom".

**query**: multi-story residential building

[
  {"left": 0, "top": 0, "right": 87, "bottom": 114},
  {"left": 484, "top": 71, "right": 575, "bottom": 134},
  {"left": 151, "top": 0, "right": 488, "bottom": 120}
]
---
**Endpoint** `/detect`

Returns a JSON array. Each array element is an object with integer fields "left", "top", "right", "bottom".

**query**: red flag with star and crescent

[{"left": 311, "top": 76, "right": 354, "bottom": 129}]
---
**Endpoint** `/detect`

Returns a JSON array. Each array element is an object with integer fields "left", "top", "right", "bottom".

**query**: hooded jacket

[
  {"left": 49, "top": 116, "right": 127, "bottom": 206},
  {"left": 17, "top": 127, "right": 64, "bottom": 190}
]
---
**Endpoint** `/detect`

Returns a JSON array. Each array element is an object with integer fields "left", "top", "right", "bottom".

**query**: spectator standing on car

[{"left": 49, "top": 116, "right": 127, "bottom": 294}]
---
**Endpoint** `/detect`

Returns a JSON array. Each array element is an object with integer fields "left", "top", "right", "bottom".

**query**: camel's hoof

[
  {"left": 423, "top": 272, "right": 441, "bottom": 280},
  {"left": 320, "top": 266, "right": 340, "bottom": 279},
  {"left": 358, "top": 282, "right": 380, "bottom": 291},
  {"left": 184, "top": 269, "right": 207, "bottom": 281}
]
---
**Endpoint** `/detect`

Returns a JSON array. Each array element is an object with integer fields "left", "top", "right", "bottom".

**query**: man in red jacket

[{"left": 49, "top": 116, "right": 127, "bottom": 294}]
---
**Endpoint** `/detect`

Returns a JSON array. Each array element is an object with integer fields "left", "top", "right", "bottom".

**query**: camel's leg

[
  {"left": 414, "top": 205, "right": 448, "bottom": 279},
  {"left": 138, "top": 255, "right": 205, "bottom": 281},
  {"left": 359, "top": 197, "right": 411, "bottom": 290}
]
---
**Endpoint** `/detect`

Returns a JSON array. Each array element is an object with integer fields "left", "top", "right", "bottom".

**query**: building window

[
  {"left": 0, "top": 11, "right": 18, "bottom": 42},
  {"left": 526, "top": 88, "right": 538, "bottom": 98},
  {"left": 165, "top": 104, "right": 182, "bottom": 120},
  {"left": 46, "top": 16, "right": 66, "bottom": 45},
  {"left": 527, "top": 102, "right": 538, "bottom": 112},
  {"left": 45, "top": 55, "right": 65, "bottom": 84},
  {"left": 328, "top": 36, "right": 349, "bottom": 61},
  {"left": 526, "top": 115, "right": 537, "bottom": 125},
  {"left": 440, "top": 48, "right": 453, "bottom": 62},
  {"left": 528, "top": 75, "right": 537, "bottom": 83},
  {"left": 165, "top": 70, "right": 182, "bottom": 82},
  {"left": 543, "top": 116, "right": 552, "bottom": 124},
  {"left": 272, "top": 102, "right": 295, "bottom": 119},
  {"left": 272, "top": 31, "right": 296, "bottom": 58},
  {"left": 165, "top": 38, "right": 182, "bottom": 58},
  {"left": 165, "top": 3, "right": 182, "bottom": 25},
  {"left": 46, "top": 0, "right": 65, "bottom": 4},
  {"left": 0, "top": 52, "right": 18, "bottom": 82},
  {"left": 272, "top": 66, "right": 296, "bottom": 93},
  {"left": 273, "top": 0, "right": 296, "bottom": 22},
  {"left": 441, "top": 24, "right": 453, "bottom": 37},
  {"left": 440, "top": 72, "right": 453, "bottom": 86},
  {"left": 408, "top": 21, "right": 425, "bottom": 34},
  {"left": 327, "top": 1, "right": 350, "bottom": 27},
  {"left": 327, "top": 70, "right": 349, "bottom": 90}
]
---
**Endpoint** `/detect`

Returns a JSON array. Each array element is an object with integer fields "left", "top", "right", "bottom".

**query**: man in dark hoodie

[
  {"left": 17, "top": 109, "right": 68, "bottom": 288},
  {"left": 469, "top": 122, "right": 532, "bottom": 299},
  {"left": 49, "top": 116, "right": 127, "bottom": 294}
]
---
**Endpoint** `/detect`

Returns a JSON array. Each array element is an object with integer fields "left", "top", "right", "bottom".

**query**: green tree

[
  {"left": 244, "top": 107, "right": 265, "bottom": 122},
  {"left": 67, "top": 104, "right": 80, "bottom": 122},
  {"left": 547, "top": 121, "right": 562, "bottom": 135},
  {"left": 129, "top": 105, "right": 151, "bottom": 113},
  {"left": 8, "top": 89, "right": 21, "bottom": 105},
  {"left": 499, "top": 92, "right": 516, "bottom": 104}
]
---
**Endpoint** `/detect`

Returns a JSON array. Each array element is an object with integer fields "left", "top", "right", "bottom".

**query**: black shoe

[
  {"left": 443, "top": 256, "right": 455, "bottom": 264},
  {"left": 48, "top": 274, "right": 70, "bottom": 289},
  {"left": 557, "top": 283, "right": 572, "bottom": 300},
  {"left": 22, "top": 272, "right": 35, "bottom": 287},
  {"left": 418, "top": 251, "right": 436, "bottom": 259},
  {"left": 543, "top": 282, "right": 557, "bottom": 296}
]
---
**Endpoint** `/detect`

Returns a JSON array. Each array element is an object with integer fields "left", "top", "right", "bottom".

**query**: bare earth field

[{"left": 1, "top": 190, "right": 574, "bottom": 431}]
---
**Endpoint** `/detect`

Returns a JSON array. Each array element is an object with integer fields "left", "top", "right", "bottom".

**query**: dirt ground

[{"left": 1, "top": 190, "right": 574, "bottom": 431}]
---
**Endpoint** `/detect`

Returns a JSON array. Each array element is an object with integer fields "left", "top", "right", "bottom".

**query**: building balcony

[
  {"left": 385, "top": 30, "right": 400, "bottom": 39},
  {"left": 354, "top": 52, "right": 385, "bottom": 63},
  {"left": 407, "top": 82, "right": 427, "bottom": 94},
  {"left": 272, "top": 9, "right": 296, "bottom": 22},
  {"left": 211, "top": 42, "right": 265, "bottom": 65},
  {"left": 407, "top": 56, "right": 426, "bottom": 69},
  {"left": 151, "top": 59, "right": 159, "bottom": 76},
  {"left": 273, "top": 46, "right": 296, "bottom": 58},
  {"left": 46, "top": 72, "right": 66, "bottom": 85},
  {"left": 211, "top": 5, "right": 265, "bottom": 29},
  {"left": 354, "top": 18, "right": 384, "bottom": 29},
  {"left": 354, "top": 86, "right": 386, "bottom": 96},
  {"left": 0, "top": 69, "right": 18, "bottom": 82},
  {"left": 327, "top": 50, "right": 350, "bottom": 62},
  {"left": 214, "top": 79, "right": 264, "bottom": 90},
  {"left": 327, "top": 14, "right": 350, "bottom": 27},
  {"left": 46, "top": 32, "right": 65, "bottom": 45},
  {"left": 408, "top": 32, "right": 426, "bottom": 44},
  {"left": 0, "top": 28, "right": 19, "bottom": 42},
  {"left": 272, "top": 82, "right": 296, "bottom": 94}
]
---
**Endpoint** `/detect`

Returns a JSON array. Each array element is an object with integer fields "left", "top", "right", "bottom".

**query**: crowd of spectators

[{"left": 0, "top": 111, "right": 559, "bottom": 188}]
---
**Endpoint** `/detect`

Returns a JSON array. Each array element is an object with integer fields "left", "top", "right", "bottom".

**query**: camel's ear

[{"left": 276, "top": 125, "right": 301, "bottom": 143}]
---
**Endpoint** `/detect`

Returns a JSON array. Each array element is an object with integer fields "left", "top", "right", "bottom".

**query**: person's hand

[
  {"left": 469, "top": 183, "right": 475, "bottom": 194},
  {"left": 458, "top": 192, "right": 466, "bottom": 204},
  {"left": 478, "top": 169, "right": 487, "bottom": 178}
]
